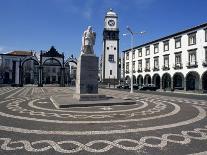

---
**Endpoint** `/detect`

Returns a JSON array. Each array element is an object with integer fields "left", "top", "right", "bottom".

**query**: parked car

[
  {"left": 116, "top": 83, "right": 130, "bottom": 89},
  {"left": 122, "top": 84, "right": 130, "bottom": 89},
  {"left": 116, "top": 84, "right": 123, "bottom": 89},
  {"left": 129, "top": 84, "right": 140, "bottom": 90},
  {"left": 139, "top": 84, "right": 158, "bottom": 91}
]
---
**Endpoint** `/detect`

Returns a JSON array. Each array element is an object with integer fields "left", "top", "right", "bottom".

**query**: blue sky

[{"left": 0, "top": 0, "right": 207, "bottom": 58}]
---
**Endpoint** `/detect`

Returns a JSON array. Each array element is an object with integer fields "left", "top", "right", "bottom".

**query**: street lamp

[{"left": 123, "top": 26, "right": 145, "bottom": 93}]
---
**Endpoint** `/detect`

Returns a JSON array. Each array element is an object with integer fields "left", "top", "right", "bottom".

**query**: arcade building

[
  {"left": 0, "top": 46, "right": 77, "bottom": 86},
  {"left": 123, "top": 23, "right": 207, "bottom": 92}
]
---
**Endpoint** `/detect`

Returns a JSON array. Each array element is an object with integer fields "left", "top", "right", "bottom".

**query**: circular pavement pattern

[{"left": 0, "top": 87, "right": 207, "bottom": 154}]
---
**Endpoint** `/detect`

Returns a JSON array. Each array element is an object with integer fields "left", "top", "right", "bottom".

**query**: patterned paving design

[{"left": 0, "top": 87, "right": 207, "bottom": 154}]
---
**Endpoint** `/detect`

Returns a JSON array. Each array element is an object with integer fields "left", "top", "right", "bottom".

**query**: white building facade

[{"left": 123, "top": 23, "right": 207, "bottom": 92}]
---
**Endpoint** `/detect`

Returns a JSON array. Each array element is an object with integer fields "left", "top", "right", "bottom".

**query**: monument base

[
  {"left": 51, "top": 94, "right": 136, "bottom": 108},
  {"left": 76, "top": 53, "right": 99, "bottom": 94},
  {"left": 73, "top": 93, "right": 107, "bottom": 101}
]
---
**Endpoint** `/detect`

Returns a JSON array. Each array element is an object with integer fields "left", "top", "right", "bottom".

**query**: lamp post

[{"left": 123, "top": 26, "right": 145, "bottom": 93}]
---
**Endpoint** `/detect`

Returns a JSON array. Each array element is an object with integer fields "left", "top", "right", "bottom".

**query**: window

[
  {"left": 154, "top": 44, "right": 159, "bottom": 54},
  {"left": 146, "top": 46, "right": 150, "bottom": 56},
  {"left": 114, "top": 47, "right": 116, "bottom": 50},
  {"left": 138, "top": 48, "right": 142, "bottom": 57},
  {"left": 52, "top": 68, "right": 56, "bottom": 73},
  {"left": 205, "top": 29, "right": 207, "bottom": 42},
  {"left": 132, "top": 61, "right": 135, "bottom": 72},
  {"left": 145, "top": 58, "right": 150, "bottom": 70},
  {"left": 110, "top": 70, "right": 112, "bottom": 75},
  {"left": 188, "top": 49, "right": 197, "bottom": 65},
  {"left": 163, "top": 55, "right": 169, "bottom": 68},
  {"left": 138, "top": 60, "right": 142, "bottom": 71},
  {"left": 203, "top": 47, "right": 207, "bottom": 66},
  {"left": 107, "top": 47, "right": 109, "bottom": 50},
  {"left": 175, "top": 53, "right": 182, "bottom": 65},
  {"left": 163, "top": 40, "right": 169, "bottom": 51},
  {"left": 47, "top": 67, "right": 50, "bottom": 73},
  {"left": 205, "top": 47, "right": 207, "bottom": 61},
  {"left": 126, "top": 62, "right": 129, "bottom": 72},
  {"left": 188, "top": 32, "right": 196, "bottom": 45},
  {"left": 126, "top": 52, "right": 129, "bottom": 60},
  {"left": 154, "top": 57, "right": 159, "bottom": 69},
  {"left": 132, "top": 51, "right": 135, "bottom": 59},
  {"left": 175, "top": 37, "right": 181, "bottom": 49},
  {"left": 5, "top": 59, "right": 10, "bottom": 67},
  {"left": 108, "top": 54, "right": 114, "bottom": 62}
]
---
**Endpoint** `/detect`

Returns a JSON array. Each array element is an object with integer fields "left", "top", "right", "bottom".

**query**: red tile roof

[{"left": 8, "top": 51, "right": 33, "bottom": 56}]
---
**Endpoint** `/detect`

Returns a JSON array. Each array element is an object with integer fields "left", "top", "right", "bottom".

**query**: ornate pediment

[{"left": 42, "top": 46, "right": 63, "bottom": 57}]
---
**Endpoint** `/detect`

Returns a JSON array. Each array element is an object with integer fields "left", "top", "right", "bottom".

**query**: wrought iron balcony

[
  {"left": 125, "top": 70, "right": 129, "bottom": 74},
  {"left": 203, "top": 60, "right": 207, "bottom": 67},
  {"left": 162, "top": 65, "right": 170, "bottom": 71},
  {"left": 186, "top": 61, "right": 198, "bottom": 68},
  {"left": 144, "top": 68, "right": 151, "bottom": 72},
  {"left": 173, "top": 63, "right": 183, "bottom": 70},
  {"left": 153, "top": 66, "right": 159, "bottom": 71}
]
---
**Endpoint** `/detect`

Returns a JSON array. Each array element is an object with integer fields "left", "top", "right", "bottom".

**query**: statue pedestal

[{"left": 74, "top": 53, "right": 105, "bottom": 101}]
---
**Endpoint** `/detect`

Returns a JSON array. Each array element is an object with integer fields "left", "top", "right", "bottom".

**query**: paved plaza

[{"left": 0, "top": 87, "right": 207, "bottom": 155}]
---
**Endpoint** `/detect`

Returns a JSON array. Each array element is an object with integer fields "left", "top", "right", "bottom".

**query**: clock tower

[{"left": 102, "top": 9, "right": 119, "bottom": 84}]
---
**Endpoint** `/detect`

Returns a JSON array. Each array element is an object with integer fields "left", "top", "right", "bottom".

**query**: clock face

[{"left": 108, "top": 20, "right": 115, "bottom": 26}]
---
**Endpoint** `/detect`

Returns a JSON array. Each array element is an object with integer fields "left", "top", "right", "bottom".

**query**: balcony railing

[
  {"left": 133, "top": 70, "right": 136, "bottom": 73},
  {"left": 162, "top": 65, "right": 170, "bottom": 71},
  {"left": 153, "top": 66, "right": 159, "bottom": 71},
  {"left": 125, "top": 70, "right": 129, "bottom": 74},
  {"left": 173, "top": 63, "right": 183, "bottom": 70},
  {"left": 137, "top": 69, "right": 142, "bottom": 73},
  {"left": 144, "top": 68, "right": 151, "bottom": 72},
  {"left": 186, "top": 61, "right": 198, "bottom": 68},
  {"left": 203, "top": 60, "right": 207, "bottom": 67}
]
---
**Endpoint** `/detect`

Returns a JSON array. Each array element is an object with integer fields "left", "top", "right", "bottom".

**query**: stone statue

[{"left": 81, "top": 26, "right": 96, "bottom": 54}]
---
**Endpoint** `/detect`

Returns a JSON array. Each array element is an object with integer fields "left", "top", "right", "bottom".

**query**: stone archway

[
  {"left": 3, "top": 72, "right": 10, "bottom": 84},
  {"left": 133, "top": 75, "right": 136, "bottom": 84},
  {"left": 125, "top": 76, "right": 130, "bottom": 84},
  {"left": 173, "top": 72, "right": 184, "bottom": 90},
  {"left": 152, "top": 74, "right": 160, "bottom": 89},
  {"left": 202, "top": 71, "right": 207, "bottom": 91},
  {"left": 137, "top": 75, "right": 143, "bottom": 86},
  {"left": 162, "top": 73, "right": 171, "bottom": 90},
  {"left": 186, "top": 71, "right": 200, "bottom": 91},
  {"left": 21, "top": 56, "right": 40, "bottom": 86},
  {"left": 42, "top": 58, "right": 62, "bottom": 85},
  {"left": 144, "top": 74, "right": 151, "bottom": 85},
  {"left": 41, "top": 46, "right": 65, "bottom": 87}
]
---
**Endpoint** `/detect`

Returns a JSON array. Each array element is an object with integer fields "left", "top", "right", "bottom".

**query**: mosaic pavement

[{"left": 0, "top": 87, "right": 207, "bottom": 154}]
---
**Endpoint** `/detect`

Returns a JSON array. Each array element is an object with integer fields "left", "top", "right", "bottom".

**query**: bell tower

[{"left": 102, "top": 8, "right": 119, "bottom": 84}]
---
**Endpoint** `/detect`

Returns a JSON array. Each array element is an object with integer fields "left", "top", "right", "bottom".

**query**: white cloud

[
  {"left": 82, "top": 0, "right": 95, "bottom": 20},
  {"left": 83, "top": 9, "right": 92, "bottom": 20},
  {"left": 52, "top": 0, "right": 95, "bottom": 20}
]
